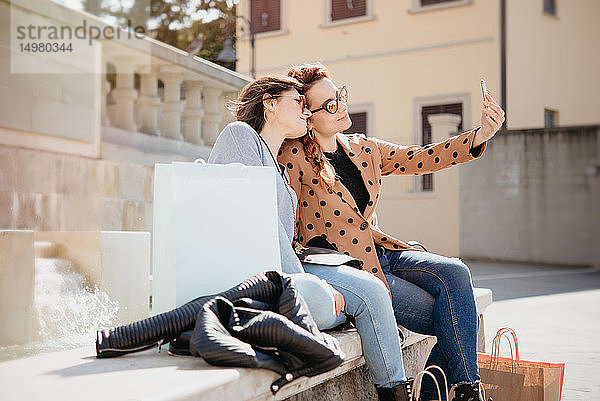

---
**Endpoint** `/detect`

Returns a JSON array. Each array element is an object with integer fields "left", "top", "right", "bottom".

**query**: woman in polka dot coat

[{"left": 278, "top": 63, "right": 504, "bottom": 401}]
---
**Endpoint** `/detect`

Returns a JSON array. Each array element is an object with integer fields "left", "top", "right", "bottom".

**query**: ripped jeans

[
  {"left": 378, "top": 249, "right": 481, "bottom": 401},
  {"left": 291, "top": 263, "right": 407, "bottom": 388}
]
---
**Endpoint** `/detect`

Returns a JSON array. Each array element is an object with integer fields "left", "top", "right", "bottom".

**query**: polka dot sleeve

[{"left": 373, "top": 127, "right": 486, "bottom": 176}]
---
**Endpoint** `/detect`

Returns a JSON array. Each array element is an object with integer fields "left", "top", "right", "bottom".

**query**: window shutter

[
  {"left": 331, "top": 0, "right": 367, "bottom": 21},
  {"left": 544, "top": 109, "right": 557, "bottom": 128},
  {"left": 420, "top": 0, "right": 460, "bottom": 6},
  {"left": 250, "top": 0, "right": 281, "bottom": 34},
  {"left": 420, "top": 103, "right": 463, "bottom": 191},
  {"left": 343, "top": 112, "right": 368, "bottom": 136},
  {"left": 543, "top": 0, "right": 556, "bottom": 15}
]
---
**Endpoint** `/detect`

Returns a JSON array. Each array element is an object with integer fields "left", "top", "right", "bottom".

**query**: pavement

[{"left": 467, "top": 260, "right": 600, "bottom": 401}]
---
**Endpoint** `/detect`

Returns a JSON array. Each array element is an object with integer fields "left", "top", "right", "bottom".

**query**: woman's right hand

[{"left": 328, "top": 284, "right": 345, "bottom": 316}]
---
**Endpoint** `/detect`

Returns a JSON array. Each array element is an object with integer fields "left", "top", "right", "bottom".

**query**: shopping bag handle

[
  {"left": 492, "top": 327, "right": 520, "bottom": 363},
  {"left": 489, "top": 332, "right": 517, "bottom": 372},
  {"left": 492, "top": 331, "right": 516, "bottom": 365},
  {"left": 192, "top": 159, "right": 250, "bottom": 175},
  {"left": 425, "top": 365, "right": 449, "bottom": 401},
  {"left": 413, "top": 371, "right": 442, "bottom": 401},
  {"left": 412, "top": 365, "right": 448, "bottom": 401}
]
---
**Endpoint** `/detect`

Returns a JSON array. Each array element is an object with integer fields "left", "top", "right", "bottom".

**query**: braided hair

[{"left": 287, "top": 63, "right": 336, "bottom": 190}]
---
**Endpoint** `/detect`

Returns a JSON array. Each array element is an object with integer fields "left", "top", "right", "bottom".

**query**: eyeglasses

[
  {"left": 270, "top": 94, "right": 309, "bottom": 112},
  {"left": 309, "top": 85, "right": 348, "bottom": 114}
]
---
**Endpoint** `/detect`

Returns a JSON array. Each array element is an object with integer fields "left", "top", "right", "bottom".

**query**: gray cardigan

[{"left": 208, "top": 121, "right": 304, "bottom": 274}]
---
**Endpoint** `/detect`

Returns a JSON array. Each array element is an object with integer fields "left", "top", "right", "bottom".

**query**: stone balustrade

[
  {"left": 0, "top": 0, "right": 251, "bottom": 164},
  {"left": 102, "top": 47, "right": 248, "bottom": 149}
]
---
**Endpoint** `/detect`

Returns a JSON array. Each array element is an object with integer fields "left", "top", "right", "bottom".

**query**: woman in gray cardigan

[{"left": 207, "top": 74, "right": 415, "bottom": 401}]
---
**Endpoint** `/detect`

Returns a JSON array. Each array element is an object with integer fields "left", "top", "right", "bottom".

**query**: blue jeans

[
  {"left": 379, "top": 249, "right": 481, "bottom": 400},
  {"left": 291, "top": 263, "right": 407, "bottom": 388}
]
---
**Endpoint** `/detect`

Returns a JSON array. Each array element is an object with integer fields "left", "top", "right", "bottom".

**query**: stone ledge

[
  {"left": 101, "top": 126, "right": 212, "bottom": 166},
  {"left": 474, "top": 287, "right": 493, "bottom": 313},
  {"left": 0, "top": 289, "right": 492, "bottom": 400},
  {"left": 0, "top": 330, "right": 364, "bottom": 401},
  {"left": 0, "top": 330, "right": 433, "bottom": 401}
]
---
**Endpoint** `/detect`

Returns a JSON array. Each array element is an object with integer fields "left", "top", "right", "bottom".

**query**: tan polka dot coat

[{"left": 277, "top": 127, "right": 486, "bottom": 292}]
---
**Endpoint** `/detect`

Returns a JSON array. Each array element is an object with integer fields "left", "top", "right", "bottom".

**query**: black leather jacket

[{"left": 96, "top": 271, "right": 344, "bottom": 393}]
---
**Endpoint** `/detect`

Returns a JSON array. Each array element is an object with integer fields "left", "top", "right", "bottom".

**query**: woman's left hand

[
  {"left": 474, "top": 92, "right": 505, "bottom": 147},
  {"left": 327, "top": 284, "right": 345, "bottom": 316}
]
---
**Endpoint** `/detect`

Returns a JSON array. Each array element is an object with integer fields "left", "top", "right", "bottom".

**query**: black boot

[
  {"left": 376, "top": 378, "right": 414, "bottom": 401},
  {"left": 451, "top": 382, "right": 492, "bottom": 401}
]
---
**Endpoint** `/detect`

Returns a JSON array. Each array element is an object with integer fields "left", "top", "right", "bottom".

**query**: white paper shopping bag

[{"left": 152, "top": 161, "right": 281, "bottom": 315}]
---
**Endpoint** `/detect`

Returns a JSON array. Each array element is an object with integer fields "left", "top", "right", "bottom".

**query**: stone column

[
  {"left": 110, "top": 57, "right": 138, "bottom": 132},
  {"left": 159, "top": 67, "right": 184, "bottom": 140},
  {"left": 100, "top": 61, "right": 111, "bottom": 126},
  {"left": 136, "top": 66, "right": 161, "bottom": 136},
  {"left": 183, "top": 81, "right": 204, "bottom": 145},
  {"left": 202, "top": 86, "right": 223, "bottom": 146},
  {"left": 428, "top": 113, "right": 462, "bottom": 141},
  {"left": 427, "top": 113, "right": 463, "bottom": 257},
  {"left": 101, "top": 79, "right": 112, "bottom": 126}
]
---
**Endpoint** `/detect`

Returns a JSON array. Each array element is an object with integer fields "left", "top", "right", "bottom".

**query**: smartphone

[{"left": 480, "top": 78, "right": 487, "bottom": 100}]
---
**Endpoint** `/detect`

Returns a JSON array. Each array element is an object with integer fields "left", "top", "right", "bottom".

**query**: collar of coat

[{"left": 308, "top": 132, "right": 378, "bottom": 221}]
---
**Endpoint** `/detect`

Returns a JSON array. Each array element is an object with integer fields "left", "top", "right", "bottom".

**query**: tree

[{"left": 82, "top": 0, "right": 237, "bottom": 70}]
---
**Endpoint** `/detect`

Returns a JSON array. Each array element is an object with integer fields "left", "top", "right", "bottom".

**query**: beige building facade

[{"left": 236, "top": 0, "right": 600, "bottom": 257}]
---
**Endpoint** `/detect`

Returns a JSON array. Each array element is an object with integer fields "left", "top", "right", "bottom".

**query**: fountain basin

[{"left": 0, "top": 230, "right": 151, "bottom": 349}]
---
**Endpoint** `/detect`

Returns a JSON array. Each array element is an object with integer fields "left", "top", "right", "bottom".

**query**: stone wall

[
  {"left": 459, "top": 125, "right": 600, "bottom": 268},
  {"left": 0, "top": 144, "right": 154, "bottom": 232},
  {"left": 4, "top": 125, "right": 599, "bottom": 269}
]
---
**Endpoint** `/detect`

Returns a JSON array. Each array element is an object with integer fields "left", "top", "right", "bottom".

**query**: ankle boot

[
  {"left": 376, "top": 378, "right": 414, "bottom": 401},
  {"left": 451, "top": 382, "right": 492, "bottom": 401}
]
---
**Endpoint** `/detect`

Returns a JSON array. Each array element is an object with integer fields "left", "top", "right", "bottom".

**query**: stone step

[{"left": 34, "top": 240, "right": 59, "bottom": 258}]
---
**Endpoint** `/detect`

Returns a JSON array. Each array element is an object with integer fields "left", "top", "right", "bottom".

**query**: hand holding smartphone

[{"left": 475, "top": 77, "right": 505, "bottom": 143}]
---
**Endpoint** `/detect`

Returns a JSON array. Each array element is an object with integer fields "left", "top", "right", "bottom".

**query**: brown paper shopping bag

[{"left": 478, "top": 327, "right": 565, "bottom": 401}]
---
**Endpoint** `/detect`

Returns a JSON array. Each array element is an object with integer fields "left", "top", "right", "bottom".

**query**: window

[
  {"left": 543, "top": 0, "right": 556, "bottom": 16},
  {"left": 343, "top": 111, "right": 368, "bottom": 135},
  {"left": 544, "top": 108, "right": 558, "bottom": 128},
  {"left": 420, "top": 0, "right": 461, "bottom": 6},
  {"left": 331, "top": 0, "right": 367, "bottom": 22},
  {"left": 250, "top": 0, "right": 281, "bottom": 34},
  {"left": 323, "top": 0, "right": 373, "bottom": 26},
  {"left": 409, "top": 0, "right": 472, "bottom": 13},
  {"left": 420, "top": 103, "right": 463, "bottom": 191}
]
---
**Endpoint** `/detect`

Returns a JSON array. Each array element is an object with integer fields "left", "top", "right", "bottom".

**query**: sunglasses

[
  {"left": 310, "top": 85, "right": 348, "bottom": 114},
  {"left": 270, "top": 94, "right": 309, "bottom": 112}
]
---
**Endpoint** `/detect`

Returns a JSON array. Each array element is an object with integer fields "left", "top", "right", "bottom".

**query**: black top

[{"left": 323, "top": 145, "right": 370, "bottom": 215}]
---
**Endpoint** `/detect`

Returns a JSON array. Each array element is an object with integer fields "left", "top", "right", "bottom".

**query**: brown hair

[
  {"left": 287, "top": 63, "right": 336, "bottom": 189},
  {"left": 232, "top": 75, "right": 303, "bottom": 134}
]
